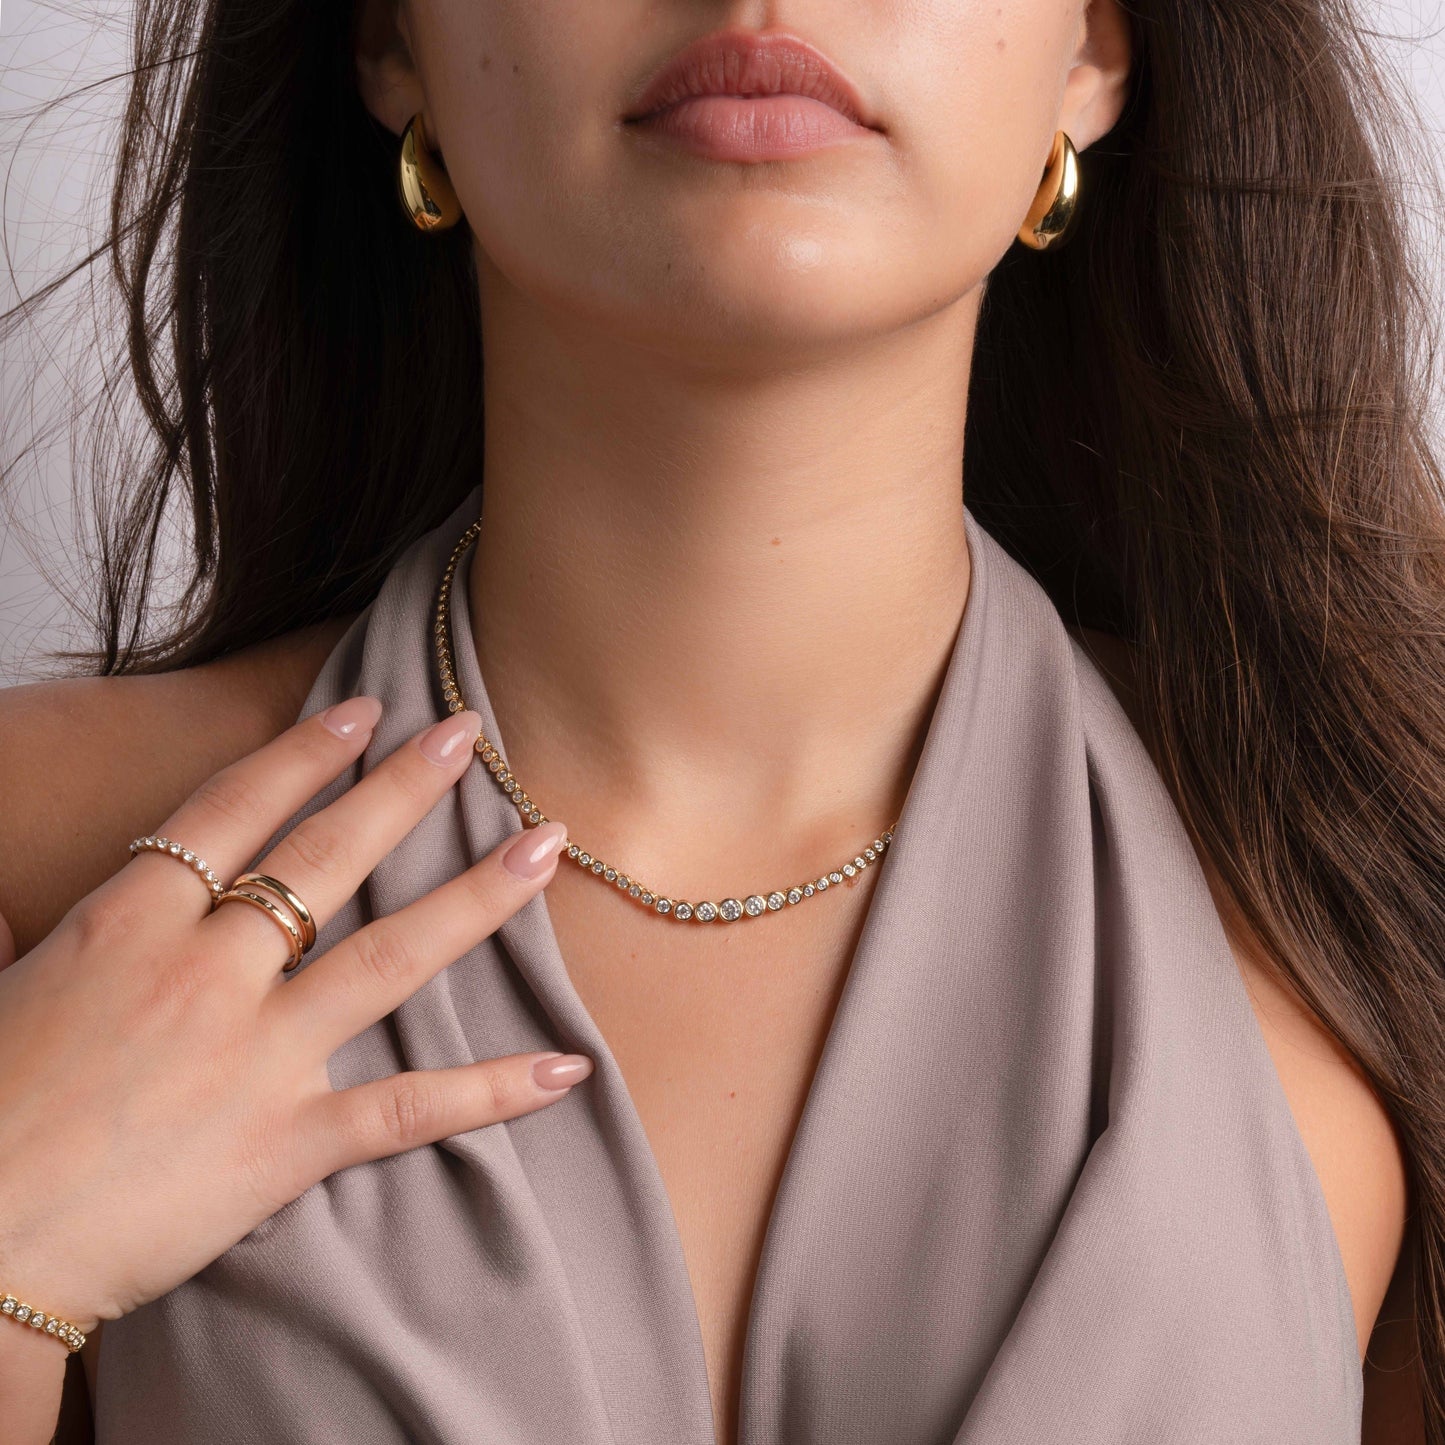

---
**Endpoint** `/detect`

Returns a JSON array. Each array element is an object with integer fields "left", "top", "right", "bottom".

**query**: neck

[{"left": 466, "top": 265, "right": 976, "bottom": 872}]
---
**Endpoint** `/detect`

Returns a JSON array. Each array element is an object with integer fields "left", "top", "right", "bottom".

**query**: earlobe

[
  {"left": 1062, "top": 0, "right": 1135, "bottom": 148},
  {"left": 353, "top": 0, "right": 427, "bottom": 136}
]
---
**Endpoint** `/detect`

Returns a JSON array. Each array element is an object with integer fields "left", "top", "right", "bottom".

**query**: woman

[{"left": 0, "top": 0, "right": 1438, "bottom": 1439}]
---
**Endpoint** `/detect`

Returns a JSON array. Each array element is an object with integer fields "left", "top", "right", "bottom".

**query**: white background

[{"left": 4, "top": 0, "right": 1445, "bottom": 683}]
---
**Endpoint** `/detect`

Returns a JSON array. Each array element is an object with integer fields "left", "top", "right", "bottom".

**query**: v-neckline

[{"left": 434, "top": 497, "right": 990, "bottom": 1445}]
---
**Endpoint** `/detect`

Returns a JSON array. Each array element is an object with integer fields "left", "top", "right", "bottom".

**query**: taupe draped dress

[{"left": 94, "top": 485, "right": 1363, "bottom": 1443}]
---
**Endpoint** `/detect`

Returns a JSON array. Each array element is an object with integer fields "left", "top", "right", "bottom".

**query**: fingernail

[
  {"left": 532, "top": 1052, "right": 594, "bottom": 1091},
  {"left": 503, "top": 820, "right": 569, "bottom": 880},
  {"left": 419, "top": 710, "right": 479, "bottom": 765},
  {"left": 320, "top": 696, "right": 383, "bottom": 739}
]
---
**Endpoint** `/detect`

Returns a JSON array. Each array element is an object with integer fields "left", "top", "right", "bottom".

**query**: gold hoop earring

[
  {"left": 398, "top": 112, "right": 462, "bottom": 233},
  {"left": 1016, "top": 129, "right": 1080, "bottom": 251}
]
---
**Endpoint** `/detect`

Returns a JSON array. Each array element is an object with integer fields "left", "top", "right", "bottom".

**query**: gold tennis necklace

[{"left": 433, "top": 515, "right": 898, "bottom": 923}]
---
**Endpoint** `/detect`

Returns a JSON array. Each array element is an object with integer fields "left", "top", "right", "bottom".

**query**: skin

[
  {"left": 0, "top": 646, "right": 593, "bottom": 1443},
  {"left": 0, "top": 0, "right": 1418, "bottom": 1439},
  {"left": 0, "top": 631, "right": 1415, "bottom": 1444},
  {"left": 350, "top": 0, "right": 1411, "bottom": 1424}
]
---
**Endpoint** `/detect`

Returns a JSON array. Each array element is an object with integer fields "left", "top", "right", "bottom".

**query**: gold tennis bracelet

[{"left": 1, "top": 1292, "right": 87, "bottom": 1352}]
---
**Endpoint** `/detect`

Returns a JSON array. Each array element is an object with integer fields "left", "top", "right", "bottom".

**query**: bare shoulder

[
  {"left": 1066, "top": 625, "right": 1413, "bottom": 1370},
  {"left": 0, "top": 616, "right": 357, "bottom": 963}
]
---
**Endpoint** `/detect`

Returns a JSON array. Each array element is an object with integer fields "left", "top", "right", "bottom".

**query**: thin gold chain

[{"left": 433, "top": 516, "right": 899, "bottom": 923}]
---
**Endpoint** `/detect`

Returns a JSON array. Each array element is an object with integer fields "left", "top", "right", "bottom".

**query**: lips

[{"left": 622, "top": 28, "right": 881, "bottom": 132}]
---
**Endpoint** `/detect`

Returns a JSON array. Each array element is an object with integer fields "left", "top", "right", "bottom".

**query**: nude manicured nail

[
  {"left": 320, "top": 695, "right": 383, "bottom": 739},
  {"left": 532, "top": 1053, "right": 594, "bottom": 1091},
  {"left": 503, "top": 820, "right": 569, "bottom": 880},
  {"left": 419, "top": 711, "right": 479, "bottom": 765}
]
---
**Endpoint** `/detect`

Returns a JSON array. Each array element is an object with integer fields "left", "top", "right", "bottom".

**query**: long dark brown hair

[{"left": 4, "top": 0, "right": 1444, "bottom": 1434}]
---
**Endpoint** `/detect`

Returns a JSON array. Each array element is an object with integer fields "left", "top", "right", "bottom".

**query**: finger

[
  {"left": 119, "top": 696, "right": 385, "bottom": 918},
  {"left": 274, "top": 820, "right": 570, "bottom": 1054},
  {"left": 204, "top": 710, "right": 483, "bottom": 976},
  {"left": 298, "top": 1051, "right": 596, "bottom": 1178}
]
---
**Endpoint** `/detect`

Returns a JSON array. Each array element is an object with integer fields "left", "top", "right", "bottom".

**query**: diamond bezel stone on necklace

[{"left": 432, "top": 516, "right": 899, "bottom": 922}]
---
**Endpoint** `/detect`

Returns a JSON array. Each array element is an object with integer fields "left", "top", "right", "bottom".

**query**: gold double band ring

[
  {"left": 229, "top": 872, "right": 317, "bottom": 951},
  {"left": 127, "top": 837, "right": 318, "bottom": 973}
]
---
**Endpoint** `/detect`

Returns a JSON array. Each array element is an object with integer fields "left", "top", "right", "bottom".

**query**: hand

[{"left": 0, "top": 697, "right": 588, "bottom": 1335}]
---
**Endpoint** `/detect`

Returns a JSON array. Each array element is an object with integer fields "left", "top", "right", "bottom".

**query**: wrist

[
  {"left": 0, "top": 1258, "right": 103, "bottom": 1341},
  {"left": 0, "top": 1238, "right": 106, "bottom": 1340},
  {"left": 0, "top": 1208, "right": 108, "bottom": 1338}
]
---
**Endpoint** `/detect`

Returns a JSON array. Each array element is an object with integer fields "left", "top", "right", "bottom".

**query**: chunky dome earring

[
  {"left": 1016, "top": 129, "right": 1080, "bottom": 251},
  {"left": 398, "top": 111, "right": 462, "bottom": 232}
]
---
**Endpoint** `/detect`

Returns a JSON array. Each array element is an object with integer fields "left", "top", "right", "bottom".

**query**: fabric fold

[{"left": 95, "top": 484, "right": 1363, "bottom": 1444}]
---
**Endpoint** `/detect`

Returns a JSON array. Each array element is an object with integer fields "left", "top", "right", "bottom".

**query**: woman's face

[{"left": 355, "top": 1, "right": 1132, "bottom": 365}]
